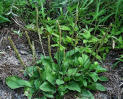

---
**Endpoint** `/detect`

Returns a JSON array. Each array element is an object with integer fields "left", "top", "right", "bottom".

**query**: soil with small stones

[{"left": 0, "top": 23, "right": 123, "bottom": 99}]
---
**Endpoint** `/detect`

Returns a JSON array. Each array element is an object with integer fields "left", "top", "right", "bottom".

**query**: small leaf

[
  {"left": 99, "top": 76, "right": 108, "bottom": 81},
  {"left": 0, "top": 15, "right": 10, "bottom": 23},
  {"left": 24, "top": 87, "right": 35, "bottom": 99},
  {"left": 64, "top": 36, "right": 73, "bottom": 43},
  {"left": 25, "top": 24, "right": 35, "bottom": 31},
  {"left": 6, "top": 76, "right": 31, "bottom": 89},
  {"left": 78, "top": 54, "right": 90, "bottom": 68},
  {"left": 67, "top": 68, "right": 77, "bottom": 76},
  {"left": 40, "top": 82, "right": 55, "bottom": 93},
  {"left": 60, "top": 25, "right": 71, "bottom": 31},
  {"left": 82, "top": 29, "right": 91, "bottom": 39},
  {"left": 83, "top": 80, "right": 87, "bottom": 87},
  {"left": 96, "top": 66, "right": 107, "bottom": 73},
  {"left": 66, "top": 81, "right": 81, "bottom": 92},
  {"left": 56, "top": 79, "right": 64, "bottom": 85},
  {"left": 34, "top": 79, "right": 42, "bottom": 90},
  {"left": 90, "top": 72, "right": 99, "bottom": 82},
  {"left": 58, "top": 85, "right": 67, "bottom": 96}
]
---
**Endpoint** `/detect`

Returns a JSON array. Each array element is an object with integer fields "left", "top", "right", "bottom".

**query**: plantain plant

[
  {"left": 6, "top": 48, "right": 108, "bottom": 99},
  {"left": 4, "top": 0, "right": 123, "bottom": 99}
]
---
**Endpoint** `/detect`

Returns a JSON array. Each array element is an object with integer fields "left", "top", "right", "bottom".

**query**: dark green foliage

[
  {"left": 4, "top": 0, "right": 123, "bottom": 99},
  {"left": 6, "top": 49, "right": 107, "bottom": 98}
]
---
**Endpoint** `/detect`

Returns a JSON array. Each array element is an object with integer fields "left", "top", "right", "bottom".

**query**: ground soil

[{"left": 0, "top": 23, "right": 123, "bottom": 99}]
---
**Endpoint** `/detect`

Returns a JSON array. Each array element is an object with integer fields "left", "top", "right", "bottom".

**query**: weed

[
  {"left": 2, "top": 0, "right": 123, "bottom": 98},
  {"left": 6, "top": 49, "right": 108, "bottom": 99}
]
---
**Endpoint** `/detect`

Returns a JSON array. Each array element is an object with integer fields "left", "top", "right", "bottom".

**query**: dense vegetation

[{"left": 0, "top": 0, "right": 123, "bottom": 99}]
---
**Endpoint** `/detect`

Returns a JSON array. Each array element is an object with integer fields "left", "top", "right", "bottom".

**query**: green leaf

[
  {"left": 46, "top": 71, "right": 56, "bottom": 85},
  {"left": 34, "top": 79, "right": 42, "bottom": 90},
  {"left": 0, "top": 15, "right": 10, "bottom": 23},
  {"left": 40, "top": 55, "right": 52, "bottom": 67},
  {"left": 96, "top": 66, "right": 107, "bottom": 73},
  {"left": 46, "top": 25, "right": 53, "bottom": 34},
  {"left": 83, "top": 80, "right": 87, "bottom": 87},
  {"left": 64, "top": 36, "right": 73, "bottom": 43},
  {"left": 99, "top": 76, "right": 108, "bottom": 81},
  {"left": 66, "top": 48, "right": 79, "bottom": 57},
  {"left": 54, "top": 50, "right": 64, "bottom": 65},
  {"left": 56, "top": 79, "right": 64, "bottom": 85},
  {"left": 88, "top": 83, "right": 106, "bottom": 91},
  {"left": 6, "top": 76, "right": 31, "bottom": 89},
  {"left": 24, "top": 87, "right": 35, "bottom": 99},
  {"left": 40, "top": 82, "right": 55, "bottom": 93},
  {"left": 58, "top": 85, "right": 67, "bottom": 96},
  {"left": 82, "top": 29, "right": 91, "bottom": 39},
  {"left": 25, "top": 24, "right": 36, "bottom": 31},
  {"left": 67, "top": 68, "right": 77, "bottom": 76},
  {"left": 66, "top": 81, "right": 81, "bottom": 92},
  {"left": 60, "top": 25, "right": 71, "bottom": 31},
  {"left": 43, "top": 92, "right": 54, "bottom": 98},
  {"left": 80, "top": 89, "right": 94, "bottom": 99},
  {"left": 78, "top": 54, "right": 90, "bottom": 68},
  {"left": 90, "top": 72, "right": 99, "bottom": 82}
]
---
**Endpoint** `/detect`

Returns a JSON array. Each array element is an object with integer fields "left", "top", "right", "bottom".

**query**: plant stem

[
  {"left": 48, "top": 35, "right": 52, "bottom": 58},
  {"left": 35, "top": 6, "right": 46, "bottom": 57},
  {"left": 56, "top": 20, "right": 62, "bottom": 51},
  {"left": 32, "top": 41, "right": 36, "bottom": 63},
  {"left": 73, "top": 4, "right": 79, "bottom": 47},
  {"left": 35, "top": 6, "right": 39, "bottom": 32},
  {"left": 25, "top": 31, "right": 33, "bottom": 50},
  {"left": 8, "top": 36, "right": 26, "bottom": 68},
  {"left": 25, "top": 31, "right": 37, "bottom": 63}
]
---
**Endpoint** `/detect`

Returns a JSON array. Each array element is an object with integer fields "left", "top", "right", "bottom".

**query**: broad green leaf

[
  {"left": 46, "top": 71, "right": 56, "bottom": 85},
  {"left": 78, "top": 54, "right": 90, "bottom": 68},
  {"left": 67, "top": 68, "right": 77, "bottom": 76},
  {"left": 90, "top": 72, "right": 99, "bottom": 82},
  {"left": 80, "top": 89, "right": 94, "bottom": 99},
  {"left": 6, "top": 76, "right": 31, "bottom": 89},
  {"left": 66, "top": 48, "right": 79, "bottom": 57},
  {"left": 88, "top": 83, "right": 106, "bottom": 91},
  {"left": 66, "top": 81, "right": 81, "bottom": 92},
  {"left": 40, "top": 55, "right": 53, "bottom": 68},
  {"left": 56, "top": 79, "right": 64, "bottom": 85},
  {"left": 40, "top": 82, "right": 55, "bottom": 93}
]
